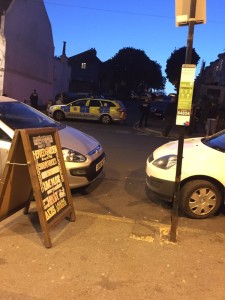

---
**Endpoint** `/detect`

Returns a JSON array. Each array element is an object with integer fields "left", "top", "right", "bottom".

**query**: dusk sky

[{"left": 44, "top": 0, "right": 225, "bottom": 94}]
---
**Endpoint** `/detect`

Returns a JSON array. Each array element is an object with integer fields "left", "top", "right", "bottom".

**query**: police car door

[
  {"left": 69, "top": 99, "right": 88, "bottom": 119},
  {"left": 88, "top": 100, "right": 101, "bottom": 120}
]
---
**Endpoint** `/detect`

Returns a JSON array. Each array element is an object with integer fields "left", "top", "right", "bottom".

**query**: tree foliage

[
  {"left": 102, "top": 47, "right": 165, "bottom": 98},
  {"left": 165, "top": 46, "right": 200, "bottom": 90}
]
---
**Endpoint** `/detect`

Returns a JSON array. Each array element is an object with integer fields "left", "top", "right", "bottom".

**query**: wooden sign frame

[{"left": 0, "top": 128, "right": 75, "bottom": 248}]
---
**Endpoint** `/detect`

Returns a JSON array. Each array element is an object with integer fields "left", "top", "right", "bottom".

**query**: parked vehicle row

[{"left": 1, "top": 95, "right": 225, "bottom": 219}]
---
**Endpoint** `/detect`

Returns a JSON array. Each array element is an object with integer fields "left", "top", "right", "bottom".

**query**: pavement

[
  {"left": 133, "top": 117, "right": 206, "bottom": 139},
  {"left": 1, "top": 118, "right": 225, "bottom": 300},
  {"left": 1, "top": 204, "right": 225, "bottom": 300}
]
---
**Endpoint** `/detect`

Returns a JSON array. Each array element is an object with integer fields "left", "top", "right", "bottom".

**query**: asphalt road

[
  {"left": 63, "top": 100, "right": 225, "bottom": 235},
  {"left": 1, "top": 101, "right": 225, "bottom": 300}
]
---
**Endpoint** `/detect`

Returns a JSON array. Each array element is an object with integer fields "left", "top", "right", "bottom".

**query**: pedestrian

[
  {"left": 139, "top": 97, "right": 151, "bottom": 128},
  {"left": 188, "top": 103, "right": 202, "bottom": 135},
  {"left": 162, "top": 95, "right": 178, "bottom": 137},
  {"left": 205, "top": 101, "right": 218, "bottom": 136},
  {"left": 30, "top": 89, "right": 38, "bottom": 109}
]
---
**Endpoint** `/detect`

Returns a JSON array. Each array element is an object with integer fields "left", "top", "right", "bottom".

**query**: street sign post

[{"left": 170, "top": 0, "right": 206, "bottom": 242}]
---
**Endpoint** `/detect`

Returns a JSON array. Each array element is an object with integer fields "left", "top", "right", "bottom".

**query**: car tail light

[{"left": 117, "top": 108, "right": 126, "bottom": 112}]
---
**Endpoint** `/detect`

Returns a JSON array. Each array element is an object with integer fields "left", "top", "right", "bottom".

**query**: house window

[{"left": 81, "top": 62, "right": 87, "bottom": 69}]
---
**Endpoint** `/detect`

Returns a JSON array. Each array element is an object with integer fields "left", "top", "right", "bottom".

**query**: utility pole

[{"left": 170, "top": 0, "right": 198, "bottom": 242}]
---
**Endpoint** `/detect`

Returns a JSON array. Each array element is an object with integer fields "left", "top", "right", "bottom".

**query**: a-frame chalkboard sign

[{"left": 0, "top": 128, "right": 76, "bottom": 248}]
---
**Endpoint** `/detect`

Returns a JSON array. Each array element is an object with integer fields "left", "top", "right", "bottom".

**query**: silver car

[{"left": 0, "top": 96, "right": 105, "bottom": 189}]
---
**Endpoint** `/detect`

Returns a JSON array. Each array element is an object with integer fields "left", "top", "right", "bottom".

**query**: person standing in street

[
  {"left": 30, "top": 89, "right": 38, "bottom": 109},
  {"left": 162, "top": 95, "right": 178, "bottom": 137},
  {"left": 205, "top": 101, "right": 218, "bottom": 136},
  {"left": 139, "top": 97, "right": 151, "bottom": 128}
]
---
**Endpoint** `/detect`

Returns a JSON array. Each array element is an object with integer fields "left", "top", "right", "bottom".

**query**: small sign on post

[
  {"left": 175, "top": 0, "right": 206, "bottom": 27},
  {"left": 0, "top": 127, "right": 76, "bottom": 248},
  {"left": 176, "top": 64, "right": 196, "bottom": 126}
]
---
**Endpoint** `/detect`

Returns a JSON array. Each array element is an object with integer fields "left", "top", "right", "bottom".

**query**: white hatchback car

[
  {"left": 0, "top": 96, "right": 105, "bottom": 189},
  {"left": 146, "top": 131, "right": 225, "bottom": 219}
]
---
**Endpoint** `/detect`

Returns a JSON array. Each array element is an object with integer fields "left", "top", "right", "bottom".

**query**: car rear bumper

[{"left": 112, "top": 112, "right": 127, "bottom": 121}]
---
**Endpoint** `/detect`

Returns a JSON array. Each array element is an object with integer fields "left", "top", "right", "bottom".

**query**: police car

[{"left": 47, "top": 98, "right": 127, "bottom": 124}]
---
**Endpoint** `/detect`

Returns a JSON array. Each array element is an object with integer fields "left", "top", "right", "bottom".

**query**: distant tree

[
  {"left": 101, "top": 47, "right": 165, "bottom": 98},
  {"left": 165, "top": 46, "right": 200, "bottom": 91}
]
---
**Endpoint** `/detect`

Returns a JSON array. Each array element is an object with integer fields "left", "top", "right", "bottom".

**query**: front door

[{"left": 69, "top": 99, "right": 89, "bottom": 119}]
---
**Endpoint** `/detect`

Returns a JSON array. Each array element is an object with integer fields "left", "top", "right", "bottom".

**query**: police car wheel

[
  {"left": 53, "top": 110, "right": 65, "bottom": 121},
  {"left": 100, "top": 114, "right": 112, "bottom": 124}
]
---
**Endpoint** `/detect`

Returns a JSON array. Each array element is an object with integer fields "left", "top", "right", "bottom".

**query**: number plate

[{"left": 96, "top": 157, "right": 105, "bottom": 171}]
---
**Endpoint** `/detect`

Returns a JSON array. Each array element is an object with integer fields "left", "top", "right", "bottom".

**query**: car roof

[
  {"left": 87, "top": 98, "right": 125, "bottom": 106},
  {"left": 0, "top": 96, "right": 18, "bottom": 103},
  {"left": 150, "top": 101, "right": 169, "bottom": 106},
  {"left": 71, "top": 98, "right": 121, "bottom": 104}
]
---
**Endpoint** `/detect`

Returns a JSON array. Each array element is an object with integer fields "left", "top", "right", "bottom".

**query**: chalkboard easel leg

[
  {"left": 23, "top": 190, "right": 33, "bottom": 215},
  {"left": 69, "top": 211, "right": 76, "bottom": 222},
  {"left": 43, "top": 231, "right": 52, "bottom": 248}
]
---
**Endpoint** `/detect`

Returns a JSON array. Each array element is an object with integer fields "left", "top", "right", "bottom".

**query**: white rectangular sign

[{"left": 176, "top": 64, "right": 196, "bottom": 126}]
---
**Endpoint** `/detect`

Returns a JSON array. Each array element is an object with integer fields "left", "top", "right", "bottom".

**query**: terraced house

[
  {"left": 0, "top": 0, "right": 70, "bottom": 106},
  {"left": 199, "top": 53, "right": 225, "bottom": 105}
]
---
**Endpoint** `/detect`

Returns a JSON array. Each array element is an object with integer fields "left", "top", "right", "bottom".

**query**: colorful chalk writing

[{"left": 30, "top": 133, "right": 69, "bottom": 223}]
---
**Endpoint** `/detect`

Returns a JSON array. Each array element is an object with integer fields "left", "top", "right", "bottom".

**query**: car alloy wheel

[
  {"left": 180, "top": 180, "right": 222, "bottom": 219},
  {"left": 100, "top": 114, "right": 112, "bottom": 124},
  {"left": 54, "top": 110, "right": 65, "bottom": 121}
]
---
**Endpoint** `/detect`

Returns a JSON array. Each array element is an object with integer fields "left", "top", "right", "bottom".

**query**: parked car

[
  {"left": 149, "top": 100, "right": 170, "bottom": 119},
  {"left": 0, "top": 96, "right": 106, "bottom": 189},
  {"left": 131, "top": 91, "right": 151, "bottom": 102},
  {"left": 146, "top": 130, "right": 225, "bottom": 219},
  {"left": 47, "top": 98, "right": 127, "bottom": 125},
  {"left": 54, "top": 92, "right": 91, "bottom": 105}
]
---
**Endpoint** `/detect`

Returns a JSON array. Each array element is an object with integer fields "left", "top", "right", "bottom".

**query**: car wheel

[
  {"left": 100, "top": 114, "right": 112, "bottom": 124},
  {"left": 180, "top": 180, "right": 222, "bottom": 219},
  {"left": 53, "top": 110, "right": 65, "bottom": 121}
]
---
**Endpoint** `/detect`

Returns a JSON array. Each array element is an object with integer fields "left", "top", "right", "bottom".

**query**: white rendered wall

[
  {"left": 0, "top": 14, "right": 6, "bottom": 96},
  {"left": 3, "top": 0, "right": 54, "bottom": 105}
]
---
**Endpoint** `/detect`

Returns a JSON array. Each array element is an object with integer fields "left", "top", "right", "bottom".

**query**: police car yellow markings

[{"left": 51, "top": 99, "right": 127, "bottom": 122}]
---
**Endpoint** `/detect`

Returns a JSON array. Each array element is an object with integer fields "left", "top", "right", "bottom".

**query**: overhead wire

[
  {"left": 43, "top": 0, "right": 225, "bottom": 24},
  {"left": 43, "top": 1, "right": 173, "bottom": 19}
]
